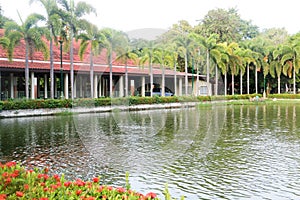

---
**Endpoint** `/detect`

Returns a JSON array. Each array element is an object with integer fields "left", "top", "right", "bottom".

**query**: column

[
  {"left": 31, "top": 72, "right": 35, "bottom": 99},
  {"left": 10, "top": 73, "right": 14, "bottom": 99},
  {"left": 74, "top": 76, "right": 77, "bottom": 98},
  {"left": 179, "top": 78, "right": 182, "bottom": 96},
  {"left": 94, "top": 74, "right": 98, "bottom": 98},
  {"left": 130, "top": 80, "right": 135, "bottom": 96},
  {"left": 98, "top": 76, "right": 102, "bottom": 97},
  {"left": 79, "top": 76, "right": 83, "bottom": 98},
  {"left": 64, "top": 73, "right": 69, "bottom": 99},
  {"left": 141, "top": 76, "right": 145, "bottom": 97},
  {"left": 54, "top": 75, "right": 58, "bottom": 98},
  {"left": 119, "top": 76, "right": 124, "bottom": 97},
  {"left": 44, "top": 74, "right": 48, "bottom": 99}
]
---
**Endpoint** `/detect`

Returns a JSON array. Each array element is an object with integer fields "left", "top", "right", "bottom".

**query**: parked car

[{"left": 152, "top": 87, "right": 174, "bottom": 96}]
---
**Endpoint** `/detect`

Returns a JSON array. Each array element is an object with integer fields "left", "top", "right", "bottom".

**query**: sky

[{"left": 1, "top": 0, "right": 300, "bottom": 35}]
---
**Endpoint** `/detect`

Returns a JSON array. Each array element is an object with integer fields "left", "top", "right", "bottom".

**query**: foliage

[
  {"left": 196, "top": 8, "right": 259, "bottom": 42},
  {"left": 0, "top": 161, "right": 160, "bottom": 200}
]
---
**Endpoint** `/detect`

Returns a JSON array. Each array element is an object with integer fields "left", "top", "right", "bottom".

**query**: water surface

[{"left": 1, "top": 104, "right": 300, "bottom": 199}]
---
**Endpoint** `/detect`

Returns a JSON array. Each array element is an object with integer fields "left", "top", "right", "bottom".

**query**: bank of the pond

[{"left": 0, "top": 102, "right": 199, "bottom": 118}]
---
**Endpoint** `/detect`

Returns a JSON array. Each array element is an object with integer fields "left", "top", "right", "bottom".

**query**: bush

[{"left": 0, "top": 161, "right": 160, "bottom": 200}]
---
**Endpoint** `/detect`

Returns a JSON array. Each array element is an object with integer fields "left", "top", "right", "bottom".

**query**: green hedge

[
  {"left": 0, "top": 94, "right": 263, "bottom": 111},
  {"left": 268, "top": 94, "right": 300, "bottom": 99}
]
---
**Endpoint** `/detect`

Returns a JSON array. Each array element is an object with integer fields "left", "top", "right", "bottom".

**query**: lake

[{"left": 1, "top": 104, "right": 300, "bottom": 199}]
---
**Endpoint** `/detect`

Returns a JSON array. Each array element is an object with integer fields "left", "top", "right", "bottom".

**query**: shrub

[{"left": 0, "top": 161, "right": 161, "bottom": 200}]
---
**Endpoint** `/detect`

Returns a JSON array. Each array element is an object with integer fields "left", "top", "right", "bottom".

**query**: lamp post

[{"left": 59, "top": 40, "right": 64, "bottom": 98}]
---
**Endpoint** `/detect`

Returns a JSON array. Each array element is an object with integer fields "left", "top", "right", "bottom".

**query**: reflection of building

[{"left": 0, "top": 30, "right": 210, "bottom": 100}]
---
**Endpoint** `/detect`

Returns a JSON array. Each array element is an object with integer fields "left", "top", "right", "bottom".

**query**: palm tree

[
  {"left": 194, "top": 33, "right": 221, "bottom": 96},
  {"left": 57, "top": 0, "right": 96, "bottom": 99},
  {"left": 281, "top": 35, "right": 300, "bottom": 94},
  {"left": 115, "top": 40, "right": 138, "bottom": 97},
  {"left": 29, "top": 0, "right": 61, "bottom": 99},
  {"left": 139, "top": 40, "right": 156, "bottom": 97},
  {"left": 153, "top": 46, "right": 172, "bottom": 96},
  {"left": 175, "top": 34, "right": 195, "bottom": 95},
  {"left": 4, "top": 12, "right": 49, "bottom": 99},
  {"left": 269, "top": 46, "right": 283, "bottom": 94},
  {"left": 78, "top": 21, "right": 103, "bottom": 98},
  {"left": 100, "top": 28, "right": 126, "bottom": 97},
  {"left": 220, "top": 42, "right": 242, "bottom": 95}
]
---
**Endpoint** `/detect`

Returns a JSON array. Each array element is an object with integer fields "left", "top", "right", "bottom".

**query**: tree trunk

[
  {"left": 174, "top": 62, "right": 177, "bottom": 96},
  {"left": 109, "top": 52, "right": 113, "bottom": 98},
  {"left": 50, "top": 35, "right": 54, "bottom": 99},
  {"left": 184, "top": 52, "right": 188, "bottom": 95},
  {"left": 70, "top": 30, "right": 74, "bottom": 99},
  {"left": 224, "top": 69, "right": 227, "bottom": 96},
  {"left": 90, "top": 45, "right": 94, "bottom": 98},
  {"left": 293, "top": 64, "right": 296, "bottom": 94},
  {"left": 25, "top": 40, "right": 29, "bottom": 99},
  {"left": 240, "top": 71, "right": 243, "bottom": 95},
  {"left": 278, "top": 76, "right": 280, "bottom": 94},
  {"left": 150, "top": 55, "right": 153, "bottom": 97},
  {"left": 206, "top": 49, "right": 210, "bottom": 96},
  {"left": 232, "top": 72, "right": 234, "bottom": 95},
  {"left": 162, "top": 64, "right": 165, "bottom": 96},
  {"left": 215, "top": 64, "right": 218, "bottom": 95},
  {"left": 247, "top": 63, "right": 249, "bottom": 94},
  {"left": 255, "top": 66, "right": 258, "bottom": 94},
  {"left": 125, "top": 60, "right": 128, "bottom": 97}
]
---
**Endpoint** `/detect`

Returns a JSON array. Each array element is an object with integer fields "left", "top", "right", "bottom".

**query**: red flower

[
  {"left": 76, "top": 190, "right": 82, "bottom": 196},
  {"left": 39, "top": 198, "right": 48, "bottom": 200},
  {"left": 16, "top": 191, "right": 24, "bottom": 197},
  {"left": 64, "top": 181, "right": 71, "bottom": 187},
  {"left": 106, "top": 186, "right": 113, "bottom": 191},
  {"left": 5, "top": 178, "right": 11, "bottom": 184},
  {"left": 116, "top": 187, "right": 126, "bottom": 193},
  {"left": 145, "top": 192, "right": 157, "bottom": 199},
  {"left": 6, "top": 161, "right": 16, "bottom": 168},
  {"left": 24, "top": 184, "right": 29, "bottom": 190},
  {"left": 102, "top": 195, "right": 107, "bottom": 200},
  {"left": 0, "top": 194, "right": 7, "bottom": 200},
  {"left": 2, "top": 172, "right": 9, "bottom": 178},
  {"left": 75, "top": 179, "right": 85, "bottom": 187},
  {"left": 53, "top": 174, "right": 60, "bottom": 182},
  {"left": 92, "top": 177, "right": 99, "bottom": 183}
]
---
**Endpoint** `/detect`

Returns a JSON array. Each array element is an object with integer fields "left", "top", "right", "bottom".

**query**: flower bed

[{"left": 0, "top": 161, "right": 159, "bottom": 200}]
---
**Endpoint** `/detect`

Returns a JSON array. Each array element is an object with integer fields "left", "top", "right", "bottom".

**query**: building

[{"left": 0, "top": 29, "right": 211, "bottom": 100}]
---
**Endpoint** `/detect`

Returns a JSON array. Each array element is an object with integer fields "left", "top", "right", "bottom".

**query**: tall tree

[
  {"left": 57, "top": 0, "right": 96, "bottom": 99},
  {"left": 175, "top": 34, "right": 195, "bottom": 95},
  {"left": 197, "top": 8, "right": 259, "bottom": 42},
  {"left": 30, "top": 0, "right": 62, "bottom": 99},
  {"left": 139, "top": 40, "right": 156, "bottom": 97},
  {"left": 4, "top": 12, "right": 49, "bottom": 99},
  {"left": 153, "top": 45, "right": 172, "bottom": 96},
  {"left": 100, "top": 28, "right": 126, "bottom": 97},
  {"left": 115, "top": 39, "right": 138, "bottom": 97},
  {"left": 281, "top": 34, "right": 300, "bottom": 94},
  {"left": 78, "top": 21, "right": 104, "bottom": 98}
]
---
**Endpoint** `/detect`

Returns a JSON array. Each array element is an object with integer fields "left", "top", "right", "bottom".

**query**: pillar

[
  {"left": 64, "top": 73, "right": 69, "bottom": 99},
  {"left": 79, "top": 76, "right": 83, "bottom": 98},
  {"left": 119, "top": 76, "right": 124, "bottom": 97},
  {"left": 44, "top": 74, "right": 48, "bottom": 99},
  {"left": 94, "top": 74, "right": 98, "bottom": 98},
  {"left": 141, "top": 76, "right": 145, "bottom": 97},
  {"left": 10, "top": 73, "right": 14, "bottom": 99},
  {"left": 130, "top": 80, "right": 135, "bottom": 96},
  {"left": 31, "top": 72, "right": 36, "bottom": 99},
  {"left": 54, "top": 75, "right": 58, "bottom": 98},
  {"left": 179, "top": 78, "right": 183, "bottom": 96},
  {"left": 74, "top": 76, "right": 77, "bottom": 98},
  {"left": 98, "top": 76, "right": 102, "bottom": 97}
]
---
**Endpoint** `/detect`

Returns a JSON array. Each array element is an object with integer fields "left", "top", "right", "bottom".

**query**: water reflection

[{"left": 1, "top": 105, "right": 300, "bottom": 199}]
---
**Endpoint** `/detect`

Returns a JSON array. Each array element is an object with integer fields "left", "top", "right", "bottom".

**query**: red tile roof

[{"left": 0, "top": 29, "right": 187, "bottom": 77}]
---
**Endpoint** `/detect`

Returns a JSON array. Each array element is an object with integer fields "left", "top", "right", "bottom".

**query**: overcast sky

[{"left": 1, "top": 0, "right": 300, "bottom": 35}]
